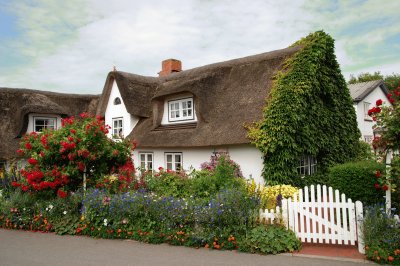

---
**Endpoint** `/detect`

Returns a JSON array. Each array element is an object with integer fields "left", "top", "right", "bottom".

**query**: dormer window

[
  {"left": 34, "top": 117, "right": 57, "bottom": 132},
  {"left": 168, "top": 98, "right": 194, "bottom": 122},
  {"left": 114, "top": 97, "right": 121, "bottom": 105}
]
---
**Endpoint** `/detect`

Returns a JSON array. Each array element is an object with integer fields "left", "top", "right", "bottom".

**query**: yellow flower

[{"left": 80, "top": 215, "right": 85, "bottom": 221}]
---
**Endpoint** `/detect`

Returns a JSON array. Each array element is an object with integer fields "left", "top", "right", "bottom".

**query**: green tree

[
  {"left": 13, "top": 113, "right": 134, "bottom": 198},
  {"left": 348, "top": 71, "right": 384, "bottom": 84}
]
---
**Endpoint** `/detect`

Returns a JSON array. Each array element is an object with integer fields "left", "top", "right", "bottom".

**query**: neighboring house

[
  {"left": 0, "top": 88, "right": 99, "bottom": 170},
  {"left": 348, "top": 80, "right": 391, "bottom": 143},
  {"left": 96, "top": 47, "right": 300, "bottom": 184}
]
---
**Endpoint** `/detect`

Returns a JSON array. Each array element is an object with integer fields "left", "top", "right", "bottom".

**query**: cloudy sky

[{"left": 0, "top": 0, "right": 399, "bottom": 94}]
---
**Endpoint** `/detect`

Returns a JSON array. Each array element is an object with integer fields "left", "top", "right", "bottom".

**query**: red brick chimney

[{"left": 158, "top": 59, "right": 182, "bottom": 77}]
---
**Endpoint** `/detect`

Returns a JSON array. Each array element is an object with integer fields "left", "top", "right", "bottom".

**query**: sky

[{"left": 0, "top": 0, "right": 399, "bottom": 94}]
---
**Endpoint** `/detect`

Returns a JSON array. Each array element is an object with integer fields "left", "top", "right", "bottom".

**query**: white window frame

[
  {"left": 112, "top": 117, "right": 123, "bottom": 138},
  {"left": 363, "top": 101, "right": 372, "bottom": 120},
  {"left": 139, "top": 152, "right": 153, "bottom": 171},
  {"left": 297, "top": 155, "right": 317, "bottom": 176},
  {"left": 33, "top": 116, "right": 57, "bottom": 132},
  {"left": 164, "top": 152, "right": 183, "bottom": 171},
  {"left": 168, "top": 98, "right": 194, "bottom": 122}
]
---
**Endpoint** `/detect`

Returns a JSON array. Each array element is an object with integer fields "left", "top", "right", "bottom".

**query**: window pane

[
  {"left": 114, "top": 120, "right": 118, "bottom": 127},
  {"left": 170, "top": 103, "right": 175, "bottom": 110},
  {"left": 188, "top": 110, "right": 192, "bottom": 116},
  {"left": 176, "top": 111, "right": 180, "bottom": 118},
  {"left": 175, "top": 103, "right": 179, "bottom": 110},
  {"left": 148, "top": 162, "right": 153, "bottom": 171},
  {"left": 187, "top": 101, "right": 192, "bottom": 108},
  {"left": 182, "top": 102, "right": 187, "bottom": 108},
  {"left": 171, "top": 112, "right": 176, "bottom": 118},
  {"left": 175, "top": 163, "right": 181, "bottom": 171},
  {"left": 175, "top": 154, "right": 181, "bottom": 162},
  {"left": 147, "top": 154, "right": 152, "bottom": 162},
  {"left": 167, "top": 163, "right": 172, "bottom": 170},
  {"left": 119, "top": 120, "right": 123, "bottom": 127},
  {"left": 183, "top": 110, "right": 187, "bottom": 117},
  {"left": 140, "top": 154, "right": 145, "bottom": 161},
  {"left": 166, "top": 154, "right": 172, "bottom": 163},
  {"left": 141, "top": 162, "right": 145, "bottom": 169}
]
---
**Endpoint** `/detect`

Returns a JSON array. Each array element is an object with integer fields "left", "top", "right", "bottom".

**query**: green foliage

[
  {"left": 248, "top": 31, "right": 360, "bottom": 185},
  {"left": 239, "top": 224, "right": 301, "bottom": 254},
  {"left": 291, "top": 172, "right": 329, "bottom": 189},
  {"left": 13, "top": 114, "right": 133, "bottom": 198},
  {"left": 348, "top": 71, "right": 384, "bottom": 84},
  {"left": 353, "top": 141, "right": 375, "bottom": 161},
  {"left": 144, "top": 169, "right": 190, "bottom": 198},
  {"left": 390, "top": 156, "right": 400, "bottom": 215},
  {"left": 363, "top": 205, "right": 400, "bottom": 264},
  {"left": 384, "top": 73, "right": 400, "bottom": 92},
  {"left": 188, "top": 170, "right": 218, "bottom": 198},
  {"left": 327, "top": 161, "right": 385, "bottom": 205}
]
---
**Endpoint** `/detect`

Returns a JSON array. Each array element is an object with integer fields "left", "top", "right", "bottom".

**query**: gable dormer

[{"left": 161, "top": 93, "right": 197, "bottom": 125}]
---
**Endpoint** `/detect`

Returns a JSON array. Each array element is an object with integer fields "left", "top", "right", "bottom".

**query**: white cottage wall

[
  {"left": 355, "top": 87, "right": 391, "bottom": 142},
  {"left": 133, "top": 144, "right": 264, "bottom": 185},
  {"left": 104, "top": 81, "right": 139, "bottom": 138}
]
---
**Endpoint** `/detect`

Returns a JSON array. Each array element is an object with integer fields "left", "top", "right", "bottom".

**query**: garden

[{"left": 0, "top": 114, "right": 301, "bottom": 256}]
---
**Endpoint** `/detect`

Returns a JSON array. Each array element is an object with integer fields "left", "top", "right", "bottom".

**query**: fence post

[
  {"left": 281, "top": 199, "right": 289, "bottom": 229},
  {"left": 355, "top": 201, "right": 365, "bottom": 254}
]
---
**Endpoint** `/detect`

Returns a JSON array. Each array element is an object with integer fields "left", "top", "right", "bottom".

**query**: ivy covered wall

[{"left": 248, "top": 31, "right": 361, "bottom": 185}]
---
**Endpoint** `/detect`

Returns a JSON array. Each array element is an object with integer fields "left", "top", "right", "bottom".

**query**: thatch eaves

[
  {"left": 96, "top": 71, "right": 159, "bottom": 118},
  {"left": 129, "top": 45, "right": 301, "bottom": 148},
  {"left": 0, "top": 88, "right": 99, "bottom": 160}
]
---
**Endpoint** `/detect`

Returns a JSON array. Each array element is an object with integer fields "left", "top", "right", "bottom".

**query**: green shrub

[
  {"left": 144, "top": 169, "right": 190, "bottom": 198},
  {"left": 328, "top": 161, "right": 385, "bottom": 205},
  {"left": 363, "top": 205, "right": 400, "bottom": 264},
  {"left": 291, "top": 172, "right": 329, "bottom": 188},
  {"left": 188, "top": 170, "right": 218, "bottom": 198},
  {"left": 239, "top": 224, "right": 301, "bottom": 254}
]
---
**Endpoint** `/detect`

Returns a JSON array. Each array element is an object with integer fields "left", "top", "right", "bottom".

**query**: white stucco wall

[
  {"left": 105, "top": 81, "right": 139, "bottom": 138},
  {"left": 133, "top": 144, "right": 265, "bottom": 185},
  {"left": 161, "top": 93, "right": 198, "bottom": 125},
  {"left": 354, "top": 87, "right": 391, "bottom": 143},
  {"left": 26, "top": 113, "right": 62, "bottom": 134}
]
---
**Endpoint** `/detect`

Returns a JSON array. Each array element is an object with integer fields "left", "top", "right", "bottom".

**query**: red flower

[
  {"left": 70, "top": 129, "right": 76, "bottom": 135},
  {"left": 80, "top": 112, "right": 90, "bottom": 119},
  {"left": 57, "top": 189, "right": 67, "bottom": 198},
  {"left": 77, "top": 162, "right": 85, "bottom": 172},
  {"left": 374, "top": 183, "right": 380, "bottom": 189},
  {"left": 28, "top": 158, "right": 38, "bottom": 165},
  {"left": 16, "top": 149, "right": 24, "bottom": 155},
  {"left": 376, "top": 170, "right": 381, "bottom": 178},
  {"left": 387, "top": 93, "right": 392, "bottom": 98},
  {"left": 112, "top": 150, "right": 119, "bottom": 156},
  {"left": 382, "top": 185, "right": 389, "bottom": 191},
  {"left": 376, "top": 99, "right": 383, "bottom": 106},
  {"left": 25, "top": 142, "right": 32, "bottom": 150},
  {"left": 11, "top": 181, "right": 21, "bottom": 187},
  {"left": 389, "top": 98, "right": 395, "bottom": 103},
  {"left": 68, "top": 136, "right": 74, "bottom": 142}
]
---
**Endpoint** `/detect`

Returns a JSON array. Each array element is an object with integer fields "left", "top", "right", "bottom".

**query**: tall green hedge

[
  {"left": 328, "top": 161, "right": 385, "bottom": 205},
  {"left": 248, "top": 31, "right": 361, "bottom": 185}
]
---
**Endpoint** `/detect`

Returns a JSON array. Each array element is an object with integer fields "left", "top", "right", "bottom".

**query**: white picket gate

[{"left": 259, "top": 185, "right": 364, "bottom": 254}]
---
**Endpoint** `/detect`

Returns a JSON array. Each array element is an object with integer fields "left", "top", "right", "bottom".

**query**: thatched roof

[
  {"left": 96, "top": 71, "right": 159, "bottom": 118},
  {"left": 348, "top": 80, "right": 388, "bottom": 102},
  {"left": 0, "top": 88, "right": 99, "bottom": 160},
  {"left": 127, "top": 45, "right": 301, "bottom": 148}
]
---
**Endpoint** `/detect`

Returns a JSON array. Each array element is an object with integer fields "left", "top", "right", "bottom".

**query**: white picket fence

[{"left": 259, "top": 184, "right": 364, "bottom": 254}]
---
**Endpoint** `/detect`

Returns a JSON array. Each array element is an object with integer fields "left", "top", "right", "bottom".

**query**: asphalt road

[{"left": 0, "top": 229, "right": 370, "bottom": 266}]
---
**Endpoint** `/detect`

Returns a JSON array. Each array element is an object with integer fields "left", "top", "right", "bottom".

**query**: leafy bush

[
  {"left": 328, "top": 161, "right": 385, "bottom": 205},
  {"left": 246, "top": 179, "right": 298, "bottom": 209},
  {"left": 239, "top": 224, "right": 301, "bottom": 254},
  {"left": 188, "top": 170, "right": 218, "bottom": 198},
  {"left": 363, "top": 205, "right": 400, "bottom": 264},
  {"left": 291, "top": 172, "right": 329, "bottom": 188},
  {"left": 144, "top": 168, "right": 190, "bottom": 198},
  {"left": 12, "top": 114, "right": 133, "bottom": 199}
]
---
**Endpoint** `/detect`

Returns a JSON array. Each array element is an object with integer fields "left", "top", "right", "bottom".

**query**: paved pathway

[{"left": 0, "top": 229, "right": 371, "bottom": 266}]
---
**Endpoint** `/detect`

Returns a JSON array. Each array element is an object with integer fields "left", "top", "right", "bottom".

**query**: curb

[{"left": 279, "top": 252, "right": 373, "bottom": 264}]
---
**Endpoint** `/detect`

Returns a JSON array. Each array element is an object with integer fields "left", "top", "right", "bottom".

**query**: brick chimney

[{"left": 158, "top": 59, "right": 182, "bottom": 77}]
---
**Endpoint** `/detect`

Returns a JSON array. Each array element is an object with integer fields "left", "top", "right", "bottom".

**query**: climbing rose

[
  {"left": 382, "top": 185, "right": 389, "bottom": 191},
  {"left": 28, "top": 158, "right": 38, "bottom": 165},
  {"left": 376, "top": 99, "right": 383, "bottom": 106},
  {"left": 57, "top": 189, "right": 67, "bottom": 198},
  {"left": 25, "top": 142, "right": 32, "bottom": 150},
  {"left": 375, "top": 170, "right": 381, "bottom": 178},
  {"left": 374, "top": 183, "right": 380, "bottom": 189}
]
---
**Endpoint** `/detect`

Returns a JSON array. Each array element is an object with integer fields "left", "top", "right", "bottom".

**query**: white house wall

[
  {"left": 355, "top": 87, "right": 391, "bottom": 142},
  {"left": 133, "top": 144, "right": 264, "bottom": 185},
  {"left": 105, "top": 81, "right": 139, "bottom": 138}
]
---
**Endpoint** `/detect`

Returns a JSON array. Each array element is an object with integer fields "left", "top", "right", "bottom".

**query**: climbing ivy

[{"left": 248, "top": 31, "right": 361, "bottom": 185}]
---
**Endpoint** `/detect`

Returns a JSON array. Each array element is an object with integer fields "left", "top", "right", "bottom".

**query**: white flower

[
  {"left": 63, "top": 211, "right": 67, "bottom": 215},
  {"left": 0, "top": 190, "right": 2, "bottom": 197},
  {"left": 49, "top": 204, "right": 54, "bottom": 210},
  {"left": 23, "top": 208, "right": 26, "bottom": 211},
  {"left": 103, "top": 218, "right": 108, "bottom": 226},
  {"left": 46, "top": 208, "right": 49, "bottom": 211}
]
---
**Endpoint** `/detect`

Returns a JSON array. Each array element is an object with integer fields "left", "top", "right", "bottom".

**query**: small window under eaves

[{"left": 114, "top": 97, "right": 121, "bottom": 105}]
